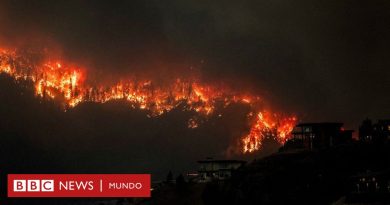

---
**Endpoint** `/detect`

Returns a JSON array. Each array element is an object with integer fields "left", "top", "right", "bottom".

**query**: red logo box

[{"left": 8, "top": 174, "right": 151, "bottom": 197}]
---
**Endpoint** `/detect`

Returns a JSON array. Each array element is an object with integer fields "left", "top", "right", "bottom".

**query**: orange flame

[{"left": 0, "top": 48, "right": 297, "bottom": 153}]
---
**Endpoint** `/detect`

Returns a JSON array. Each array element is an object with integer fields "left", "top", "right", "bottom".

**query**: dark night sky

[{"left": 0, "top": 0, "right": 390, "bottom": 178}]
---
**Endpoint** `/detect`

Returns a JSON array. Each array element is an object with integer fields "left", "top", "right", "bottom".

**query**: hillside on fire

[
  {"left": 0, "top": 72, "right": 283, "bottom": 179},
  {"left": 1, "top": 71, "right": 388, "bottom": 205}
]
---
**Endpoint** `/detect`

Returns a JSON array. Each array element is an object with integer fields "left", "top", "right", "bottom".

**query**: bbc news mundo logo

[
  {"left": 8, "top": 174, "right": 151, "bottom": 197},
  {"left": 14, "top": 180, "right": 55, "bottom": 192}
]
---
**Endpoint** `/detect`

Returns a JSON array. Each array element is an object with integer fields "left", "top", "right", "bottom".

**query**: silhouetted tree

[
  {"left": 166, "top": 170, "right": 173, "bottom": 183},
  {"left": 176, "top": 173, "right": 187, "bottom": 195}
]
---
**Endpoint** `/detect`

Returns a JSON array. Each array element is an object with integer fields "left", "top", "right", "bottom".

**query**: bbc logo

[{"left": 13, "top": 180, "right": 54, "bottom": 192}]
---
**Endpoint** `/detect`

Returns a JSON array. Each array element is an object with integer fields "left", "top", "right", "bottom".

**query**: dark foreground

[
  {"left": 1, "top": 141, "right": 389, "bottom": 205},
  {"left": 143, "top": 142, "right": 390, "bottom": 205}
]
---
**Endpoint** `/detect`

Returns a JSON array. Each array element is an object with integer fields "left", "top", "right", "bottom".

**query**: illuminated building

[
  {"left": 286, "top": 122, "right": 353, "bottom": 150},
  {"left": 197, "top": 159, "right": 246, "bottom": 182},
  {"left": 359, "top": 119, "right": 390, "bottom": 142}
]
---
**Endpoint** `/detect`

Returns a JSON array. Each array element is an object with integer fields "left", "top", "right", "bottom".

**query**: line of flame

[{"left": 0, "top": 48, "right": 297, "bottom": 153}]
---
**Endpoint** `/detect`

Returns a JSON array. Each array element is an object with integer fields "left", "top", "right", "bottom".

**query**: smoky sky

[{"left": 1, "top": 2, "right": 390, "bottom": 135}]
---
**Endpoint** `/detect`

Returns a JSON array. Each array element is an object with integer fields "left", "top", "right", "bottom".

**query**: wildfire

[
  {"left": 0, "top": 48, "right": 297, "bottom": 153},
  {"left": 242, "top": 112, "right": 296, "bottom": 153}
]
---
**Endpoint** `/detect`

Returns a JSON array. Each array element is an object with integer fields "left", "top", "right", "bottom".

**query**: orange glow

[
  {"left": 242, "top": 112, "right": 297, "bottom": 153},
  {"left": 0, "top": 48, "right": 297, "bottom": 153},
  {"left": 188, "top": 118, "right": 199, "bottom": 129}
]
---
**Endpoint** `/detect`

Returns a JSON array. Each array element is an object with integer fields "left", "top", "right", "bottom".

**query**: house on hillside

[
  {"left": 359, "top": 119, "right": 390, "bottom": 143},
  {"left": 345, "top": 170, "right": 390, "bottom": 204},
  {"left": 197, "top": 159, "right": 246, "bottom": 182},
  {"left": 284, "top": 122, "right": 353, "bottom": 150}
]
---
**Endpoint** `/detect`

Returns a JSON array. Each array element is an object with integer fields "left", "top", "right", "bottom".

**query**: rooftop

[
  {"left": 197, "top": 159, "right": 246, "bottom": 164},
  {"left": 295, "top": 122, "right": 343, "bottom": 127}
]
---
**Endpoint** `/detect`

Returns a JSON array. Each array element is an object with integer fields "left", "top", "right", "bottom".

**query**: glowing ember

[
  {"left": 0, "top": 48, "right": 297, "bottom": 153},
  {"left": 188, "top": 118, "right": 199, "bottom": 129}
]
